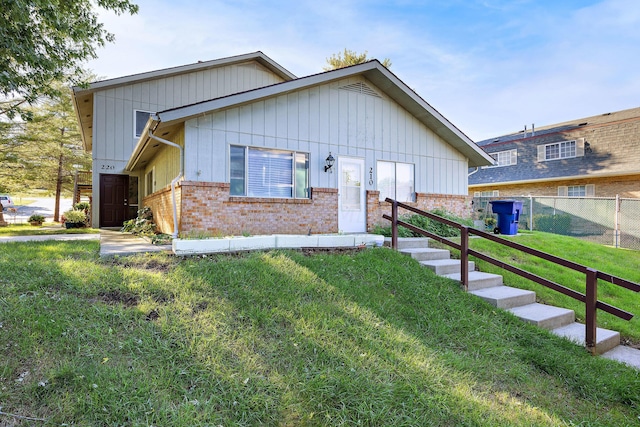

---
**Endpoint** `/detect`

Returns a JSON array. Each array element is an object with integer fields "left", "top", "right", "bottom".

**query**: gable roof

[
  {"left": 469, "top": 105, "right": 640, "bottom": 187},
  {"left": 127, "top": 60, "right": 494, "bottom": 170},
  {"left": 477, "top": 106, "right": 640, "bottom": 148},
  {"left": 71, "top": 51, "right": 297, "bottom": 151}
]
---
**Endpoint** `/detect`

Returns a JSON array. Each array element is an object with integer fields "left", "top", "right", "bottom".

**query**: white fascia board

[
  {"left": 155, "top": 60, "right": 493, "bottom": 167},
  {"left": 362, "top": 65, "right": 494, "bottom": 167},
  {"left": 126, "top": 115, "right": 159, "bottom": 171},
  {"left": 156, "top": 63, "right": 377, "bottom": 124},
  {"left": 72, "top": 51, "right": 296, "bottom": 95}
]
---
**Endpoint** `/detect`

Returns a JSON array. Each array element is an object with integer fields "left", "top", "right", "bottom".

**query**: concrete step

[
  {"left": 385, "top": 237, "right": 430, "bottom": 249},
  {"left": 602, "top": 346, "right": 640, "bottom": 369},
  {"left": 508, "top": 303, "right": 575, "bottom": 330},
  {"left": 469, "top": 285, "right": 536, "bottom": 309},
  {"left": 443, "top": 271, "right": 503, "bottom": 291},
  {"left": 552, "top": 322, "right": 620, "bottom": 355},
  {"left": 400, "top": 247, "right": 451, "bottom": 262},
  {"left": 420, "top": 259, "right": 475, "bottom": 275}
]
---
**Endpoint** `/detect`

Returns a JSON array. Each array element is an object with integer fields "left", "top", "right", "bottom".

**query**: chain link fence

[{"left": 472, "top": 196, "right": 640, "bottom": 251}]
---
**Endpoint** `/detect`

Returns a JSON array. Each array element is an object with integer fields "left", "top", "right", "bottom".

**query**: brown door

[{"left": 100, "top": 174, "right": 129, "bottom": 227}]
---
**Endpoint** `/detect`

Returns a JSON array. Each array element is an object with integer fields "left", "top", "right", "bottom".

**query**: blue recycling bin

[{"left": 489, "top": 200, "right": 523, "bottom": 235}]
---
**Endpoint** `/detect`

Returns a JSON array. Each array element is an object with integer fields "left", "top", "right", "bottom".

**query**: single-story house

[
  {"left": 72, "top": 52, "right": 493, "bottom": 236},
  {"left": 469, "top": 106, "right": 640, "bottom": 199}
]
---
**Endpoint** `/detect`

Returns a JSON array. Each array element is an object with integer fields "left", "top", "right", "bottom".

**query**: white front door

[{"left": 338, "top": 157, "right": 366, "bottom": 233}]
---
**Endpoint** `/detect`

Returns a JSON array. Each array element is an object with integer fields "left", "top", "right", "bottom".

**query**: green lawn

[
  {"left": 0, "top": 240, "right": 638, "bottom": 425},
  {"left": 464, "top": 230, "right": 640, "bottom": 345},
  {"left": 0, "top": 223, "right": 99, "bottom": 236}
]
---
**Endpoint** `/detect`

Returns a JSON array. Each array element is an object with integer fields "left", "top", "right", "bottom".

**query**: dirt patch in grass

[
  {"left": 96, "top": 290, "right": 140, "bottom": 307},
  {"left": 300, "top": 247, "right": 367, "bottom": 256},
  {"left": 101, "top": 255, "right": 179, "bottom": 273}
]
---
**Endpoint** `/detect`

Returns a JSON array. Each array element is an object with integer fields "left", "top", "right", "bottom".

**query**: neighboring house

[
  {"left": 72, "top": 52, "right": 493, "bottom": 236},
  {"left": 469, "top": 107, "right": 640, "bottom": 199}
]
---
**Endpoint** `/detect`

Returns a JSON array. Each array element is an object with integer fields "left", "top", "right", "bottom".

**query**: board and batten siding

[
  {"left": 144, "top": 128, "right": 184, "bottom": 191},
  {"left": 92, "top": 61, "right": 287, "bottom": 167},
  {"left": 89, "top": 60, "right": 286, "bottom": 227},
  {"left": 183, "top": 76, "right": 469, "bottom": 195}
]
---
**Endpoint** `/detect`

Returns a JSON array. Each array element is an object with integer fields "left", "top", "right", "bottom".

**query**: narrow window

[
  {"left": 230, "top": 145, "right": 246, "bottom": 196},
  {"left": 377, "top": 161, "right": 415, "bottom": 202},
  {"left": 134, "top": 110, "right": 152, "bottom": 138}
]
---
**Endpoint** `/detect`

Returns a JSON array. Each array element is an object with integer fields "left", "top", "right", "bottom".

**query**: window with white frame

[
  {"left": 487, "top": 149, "right": 517, "bottom": 167},
  {"left": 377, "top": 161, "right": 415, "bottom": 202},
  {"left": 230, "top": 146, "right": 309, "bottom": 198},
  {"left": 134, "top": 110, "right": 152, "bottom": 138},
  {"left": 145, "top": 168, "right": 154, "bottom": 196},
  {"left": 537, "top": 138, "right": 586, "bottom": 162},
  {"left": 558, "top": 184, "right": 595, "bottom": 197},
  {"left": 473, "top": 190, "right": 500, "bottom": 197}
]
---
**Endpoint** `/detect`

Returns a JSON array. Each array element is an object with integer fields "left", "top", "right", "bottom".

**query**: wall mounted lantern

[{"left": 324, "top": 152, "right": 335, "bottom": 172}]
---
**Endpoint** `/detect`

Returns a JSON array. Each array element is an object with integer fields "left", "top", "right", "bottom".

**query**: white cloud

[{"left": 85, "top": 0, "right": 640, "bottom": 141}]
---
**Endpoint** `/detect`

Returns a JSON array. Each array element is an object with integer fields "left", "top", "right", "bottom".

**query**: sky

[{"left": 86, "top": 0, "right": 640, "bottom": 142}]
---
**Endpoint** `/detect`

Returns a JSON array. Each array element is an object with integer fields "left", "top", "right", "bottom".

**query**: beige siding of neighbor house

[
  {"left": 183, "top": 76, "right": 469, "bottom": 196},
  {"left": 471, "top": 174, "right": 640, "bottom": 199},
  {"left": 89, "top": 61, "right": 286, "bottom": 227}
]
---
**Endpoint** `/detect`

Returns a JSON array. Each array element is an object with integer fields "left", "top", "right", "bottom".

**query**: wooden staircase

[{"left": 389, "top": 237, "right": 640, "bottom": 368}]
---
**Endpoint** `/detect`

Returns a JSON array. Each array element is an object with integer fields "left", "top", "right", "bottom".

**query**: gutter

[{"left": 147, "top": 128, "right": 183, "bottom": 239}]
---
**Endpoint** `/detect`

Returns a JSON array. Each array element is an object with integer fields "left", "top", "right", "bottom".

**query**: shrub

[
  {"left": 74, "top": 201, "right": 90, "bottom": 212},
  {"left": 122, "top": 206, "right": 156, "bottom": 236},
  {"left": 63, "top": 209, "right": 87, "bottom": 224},
  {"left": 372, "top": 209, "right": 472, "bottom": 237},
  {"left": 28, "top": 214, "right": 45, "bottom": 223}
]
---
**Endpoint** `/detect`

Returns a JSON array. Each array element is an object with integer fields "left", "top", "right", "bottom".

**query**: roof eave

[
  {"left": 126, "top": 117, "right": 159, "bottom": 171},
  {"left": 154, "top": 61, "right": 494, "bottom": 167},
  {"left": 72, "top": 51, "right": 296, "bottom": 97}
]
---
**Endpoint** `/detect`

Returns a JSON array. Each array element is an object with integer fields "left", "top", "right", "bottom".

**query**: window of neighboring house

[
  {"left": 486, "top": 149, "right": 517, "bottom": 167},
  {"left": 377, "top": 161, "right": 415, "bottom": 202},
  {"left": 230, "top": 146, "right": 309, "bottom": 198},
  {"left": 537, "top": 138, "right": 586, "bottom": 162},
  {"left": 473, "top": 190, "right": 500, "bottom": 197},
  {"left": 145, "top": 169, "right": 154, "bottom": 196},
  {"left": 558, "top": 184, "right": 595, "bottom": 197},
  {"left": 134, "top": 110, "right": 152, "bottom": 138}
]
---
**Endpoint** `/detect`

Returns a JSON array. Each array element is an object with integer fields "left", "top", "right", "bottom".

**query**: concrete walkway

[
  {"left": 98, "top": 229, "right": 172, "bottom": 256},
  {"left": 0, "top": 228, "right": 170, "bottom": 257}
]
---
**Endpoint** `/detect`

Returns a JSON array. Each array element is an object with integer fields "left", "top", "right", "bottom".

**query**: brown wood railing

[{"left": 383, "top": 198, "right": 640, "bottom": 354}]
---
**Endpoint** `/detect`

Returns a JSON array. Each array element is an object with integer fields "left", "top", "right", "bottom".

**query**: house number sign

[
  {"left": 369, "top": 167, "right": 374, "bottom": 186},
  {"left": 100, "top": 164, "right": 116, "bottom": 170}
]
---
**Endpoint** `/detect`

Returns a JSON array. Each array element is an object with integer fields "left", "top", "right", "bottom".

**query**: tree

[
  {"left": 323, "top": 49, "right": 392, "bottom": 71},
  {"left": 0, "top": 0, "right": 139, "bottom": 120},
  {"left": 1, "top": 81, "right": 92, "bottom": 220}
]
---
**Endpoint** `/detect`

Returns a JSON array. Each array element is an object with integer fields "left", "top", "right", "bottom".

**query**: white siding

[
  {"left": 92, "top": 61, "right": 287, "bottom": 166},
  {"left": 90, "top": 60, "right": 286, "bottom": 227},
  {"left": 185, "top": 76, "right": 469, "bottom": 195}
]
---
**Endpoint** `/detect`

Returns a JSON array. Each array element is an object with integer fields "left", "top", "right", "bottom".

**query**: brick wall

[
  {"left": 174, "top": 181, "right": 339, "bottom": 236},
  {"left": 367, "top": 191, "right": 471, "bottom": 230},
  {"left": 142, "top": 184, "right": 180, "bottom": 234},
  {"left": 145, "top": 182, "right": 472, "bottom": 236},
  {"left": 470, "top": 173, "right": 640, "bottom": 198}
]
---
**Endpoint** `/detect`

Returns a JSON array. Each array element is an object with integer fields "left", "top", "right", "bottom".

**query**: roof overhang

[
  {"left": 72, "top": 51, "right": 297, "bottom": 154},
  {"left": 127, "top": 61, "right": 494, "bottom": 170}
]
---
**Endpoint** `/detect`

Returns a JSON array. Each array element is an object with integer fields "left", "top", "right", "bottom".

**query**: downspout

[
  {"left": 468, "top": 167, "right": 480, "bottom": 177},
  {"left": 147, "top": 129, "right": 183, "bottom": 239}
]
